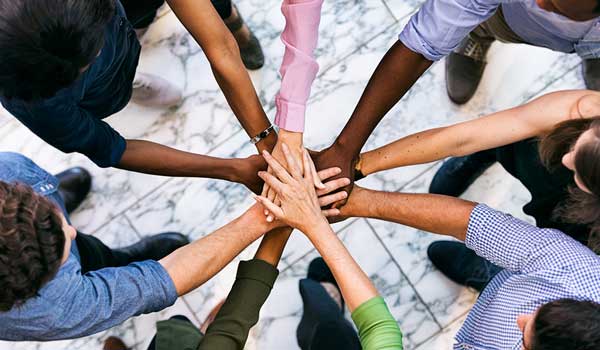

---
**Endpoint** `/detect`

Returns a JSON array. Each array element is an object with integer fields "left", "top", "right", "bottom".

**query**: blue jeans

[{"left": 0, "top": 152, "right": 130, "bottom": 272}]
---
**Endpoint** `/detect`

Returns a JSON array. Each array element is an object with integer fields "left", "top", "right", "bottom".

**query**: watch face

[{"left": 260, "top": 130, "right": 268, "bottom": 138}]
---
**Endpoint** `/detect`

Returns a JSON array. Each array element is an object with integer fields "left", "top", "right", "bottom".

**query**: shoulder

[{"left": 571, "top": 91, "right": 600, "bottom": 119}]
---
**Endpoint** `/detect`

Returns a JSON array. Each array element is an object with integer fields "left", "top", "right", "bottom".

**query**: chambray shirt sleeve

[
  {"left": 465, "top": 204, "right": 599, "bottom": 274},
  {"left": 398, "top": 0, "right": 501, "bottom": 61},
  {"left": 1, "top": 98, "right": 126, "bottom": 168},
  {"left": 39, "top": 260, "right": 178, "bottom": 339},
  {"left": 274, "top": 0, "right": 323, "bottom": 132}
]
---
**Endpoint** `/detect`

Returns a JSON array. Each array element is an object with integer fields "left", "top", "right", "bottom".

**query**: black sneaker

[
  {"left": 115, "top": 232, "right": 190, "bottom": 262},
  {"left": 429, "top": 150, "right": 496, "bottom": 197},
  {"left": 583, "top": 58, "right": 600, "bottom": 91},
  {"left": 55, "top": 167, "right": 92, "bottom": 214},
  {"left": 427, "top": 241, "right": 502, "bottom": 292}
]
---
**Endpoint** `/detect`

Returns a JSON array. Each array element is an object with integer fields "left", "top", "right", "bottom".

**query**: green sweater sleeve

[
  {"left": 351, "top": 296, "right": 404, "bottom": 350},
  {"left": 197, "top": 259, "right": 279, "bottom": 350}
]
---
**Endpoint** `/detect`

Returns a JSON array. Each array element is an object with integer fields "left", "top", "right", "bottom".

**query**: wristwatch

[{"left": 250, "top": 125, "right": 277, "bottom": 144}]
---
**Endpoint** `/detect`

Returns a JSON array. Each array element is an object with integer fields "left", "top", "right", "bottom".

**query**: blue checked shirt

[
  {"left": 456, "top": 204, "right": 600, "bottom": 350},
  {"left": 399, "top": 0, "right": 600, "bottom": 61}
]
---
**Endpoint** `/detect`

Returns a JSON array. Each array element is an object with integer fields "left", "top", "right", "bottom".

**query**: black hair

[
  {"left": 0, "top": 0, "right": 116, "bottom": 101},
  {"left": 531, "top": 299, "right": 600, "bottom": 350}
]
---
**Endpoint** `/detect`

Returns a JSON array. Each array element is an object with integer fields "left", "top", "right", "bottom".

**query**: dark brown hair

[
  {"left": 531, "top": 298, "right": 600, "bottom": 350},
  {"left": 0, "top": 181, "right": 66, "bottom": 311},
  {"left": 539, "top": 117, "right": 600, "bottom": 252}
]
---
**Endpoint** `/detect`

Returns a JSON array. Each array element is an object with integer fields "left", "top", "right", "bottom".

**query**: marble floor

[{"left": 0, "top": 0, "right": 587, "bottom": 349}]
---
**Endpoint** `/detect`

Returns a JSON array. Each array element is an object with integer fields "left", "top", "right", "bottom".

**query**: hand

[
  {"left": 254, "top": 145, "right": 349, "bottom": 233},
  {"left": 234, "top": 154, "right": 267, "bottom": 194},
  {"left": 311, "top": 144, "right": 359, "bottom": 208},
  {"left": 261, "top": 130, "right": 324, "bottom": 220}
]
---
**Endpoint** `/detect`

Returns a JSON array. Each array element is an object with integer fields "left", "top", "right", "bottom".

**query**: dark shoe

[
  {"left": 429, "top": 150, "right": 496, "bottom": 197},
  {"left": 427, "top": 241, "right": 502, "bottom": 292},
  {"left": 583, "top": 58, "right": 600, "bottom": 91},
  {"left": 307, "top": 257, "right": 344, "bottom": 310},
  {"left": 115, "top": 232, "right": 189, "bottom": 262},
  {"left": 446, "top": 37, "right": 492, "bottom": 104},
  {"left": 225, "top": 5, "right": 265, "bottom": 70},
  {"left": 55, "top": 167, "right": 92, "bottom": 214},
  {"left": 103, "top": 336, "right": 128, "bottom": 350}
]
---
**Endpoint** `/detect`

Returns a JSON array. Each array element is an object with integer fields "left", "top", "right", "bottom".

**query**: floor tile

[{"left": 254, "top": 219, "right": 440, "bottom": 349}]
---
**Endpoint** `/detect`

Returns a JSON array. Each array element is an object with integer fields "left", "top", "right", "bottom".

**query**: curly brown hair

[{"left": 0, "top": 181, "right": 66, "bottom": 311}]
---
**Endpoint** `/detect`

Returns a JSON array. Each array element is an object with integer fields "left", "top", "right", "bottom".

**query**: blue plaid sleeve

[{"left": 465, "top": 204, "right": 598, "bottom": 274}]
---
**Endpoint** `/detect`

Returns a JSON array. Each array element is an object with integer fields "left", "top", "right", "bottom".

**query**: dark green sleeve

[
  {"left": 198, "top": 259, "right": 279, "bottom": 350},
  {"left": 351, "top": 296, "right": 404, "bottom": 350}
]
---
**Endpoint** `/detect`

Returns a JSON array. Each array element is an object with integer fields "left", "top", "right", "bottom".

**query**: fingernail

[
  {"left": 264, "top": 210, "right": 269, "bottom": 215},
  {"left": 262, "top": 150, "right": 269, "bottom": 156},
  {"left": 267, "top": 216, "right": 273, "bottom": 222}
]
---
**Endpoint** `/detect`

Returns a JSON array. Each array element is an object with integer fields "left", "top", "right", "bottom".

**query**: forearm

[
  {"left": 253, "top": 226, "right": 293, "bottom": 266},
  {"left": 166, "top": 0, "right": 275, "bottom": 152},
  {"left": 306, "top": 219, "right": 378, "bottom": 312},
  {"left": 118, "top": 139, "right": 243, "bottom": 180},
  {"left": 160, "top": 204, "right": 274, "bottom": 295},
  {"left": 212, "top": 63, "right": 276, "bottom": 152},
  {"left": 341, "top": 187, "right": 476, "bottom": 241},
  {"left": 358, "top": 127, "right": 456, "bottom": 176},
  {"left": 334, "top": 41, "right": 432, "bottom": 156}
]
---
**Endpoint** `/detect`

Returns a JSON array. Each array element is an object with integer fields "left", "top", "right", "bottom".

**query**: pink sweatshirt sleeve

[{"left": 274, "top": 0, "right": 324, "bottom": 132}]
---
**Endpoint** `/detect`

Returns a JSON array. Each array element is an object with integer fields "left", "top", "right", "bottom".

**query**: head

[
  {"left": 517, "top": 299, "right": 600, "bottom": 350},
  {"left": 535, "top": 0, "right": 600, "bottom": 21},
  {"left": 0, "top": 0, "right": 116, "bottom": 101},
  {"left": 539, "top": 117, "right": 600, "bottom": 251},
  {"left": 0, "top": 182, "right": 76, "bottom": 312}
]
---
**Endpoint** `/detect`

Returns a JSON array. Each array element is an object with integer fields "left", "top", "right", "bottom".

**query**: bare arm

[
  {"left": 159, "top": 203, "right": 277, "bottom": 296},
  {"left": 359, "top": 89, "right": 600, "bottom": 176},
  {"left": 166, "top": 0, "right": 276, "bottom": 152},
  {"left": 312, "top": 42, "right": 432, "bottom": 203},
  {"left": 118, "top": 140, "right": 266, "bottom": 193},
  {"left": 340, "top": 186, "right": 476, "bottom": 241}
]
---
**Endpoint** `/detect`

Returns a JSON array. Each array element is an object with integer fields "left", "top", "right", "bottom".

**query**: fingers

[
  {"left": 321, "top": 208, "right": 341, "bottom": 217},
  {"left": 281, "top": 143, "right": 303, "bottom": 180},
  {"left": 318, "top": 191, "right": 348, "bottom": 208},
  {"left": 317, "top": 167, "right": 341, "bottom": 182},
  {"left": 308, "top": 150, "right": 326, "bottom": 189},
  {"left": 262, "top": 150, "right": 294, "bottom": 184},
  {"left": 266, "top": 196, "right": 281, "bottom": 222},
  {"left": 258, "top": 171, "right": 286, "bottom": 196},
  {"left": 302, "top": 149, "right": 316, "bottom": 187},
  {"left": 253, "top": 195, "right": 284, "bottom": 221},
  {"left": 317, "top": 177, "right": 351, "bottom": 196}
]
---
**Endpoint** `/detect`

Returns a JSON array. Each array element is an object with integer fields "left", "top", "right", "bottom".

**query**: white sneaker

[{"left": 131, "top": 72, "right": 183, "bottom": 108}]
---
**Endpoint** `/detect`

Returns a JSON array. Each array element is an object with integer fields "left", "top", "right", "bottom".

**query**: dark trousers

[
  {"left": 297, "top": 279, "right": 362, "bottom": 350},
  {"left": 147, "top": 315, "right": 193, "bottom": 350},
  {"left": 120, "top": 0, "right": 233, "bottom": 29},
  {"left": 76, "top": 232, "right": 132, "bottom": 273}
]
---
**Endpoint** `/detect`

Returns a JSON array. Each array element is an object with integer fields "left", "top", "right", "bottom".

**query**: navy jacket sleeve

[{"left": 1, "top": 97, "right": 126, "bottom": 168}]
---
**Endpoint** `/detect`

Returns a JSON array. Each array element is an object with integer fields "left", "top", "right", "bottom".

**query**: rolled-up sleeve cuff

[
  {"left": 237, "top": 259, "right": 280, "bottom": 288},
  {"left": 275, "top": 96, "right": 306, "bottom": 132},
  {"left": 135, "top": 260, "right": 179, "bottom": 311},
  {"left": 465, "top": 204, "right": 494, "bottom": 253},
  {"left": 399, "top": 25, "right": 446, "bottom": 61}
]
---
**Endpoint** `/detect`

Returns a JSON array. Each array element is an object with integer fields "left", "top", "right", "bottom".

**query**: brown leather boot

[
  {"left": 446, "top": 36, "right": 493, "bottom": 104},
  {"left": 103, "top": 336, "right": 128, "bottom": 350},
  {"left": 583, "top": 58, "right": 600, "bottom": 91}
]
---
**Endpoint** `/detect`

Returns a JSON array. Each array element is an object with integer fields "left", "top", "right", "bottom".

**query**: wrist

[
  {"left": 302, "top": 216, "right": 332, "bottom": 240},
  {"left": 255, "top": 130, "right": 277, "bottom": 153},
  {"left": 278, "top": 129, "right": 303, "bottom": 147}
]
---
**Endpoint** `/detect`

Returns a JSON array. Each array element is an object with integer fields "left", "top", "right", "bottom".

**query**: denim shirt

[
  {"left": 399, "top": 0, "right": 600, "bottom": 61},
  {"left": 0, "top": 1, "right": 140, "bottom": 168},
  {"left": 0, "top": 153, "right": 178, "bottom": 341}
]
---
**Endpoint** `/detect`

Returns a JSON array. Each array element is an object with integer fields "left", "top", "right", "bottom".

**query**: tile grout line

[
  {"left": 364, "top": 218, "right": 444, "bottom": 331},
  {"left": 413, "top": 309, "right": 471, "bottom": 349}
]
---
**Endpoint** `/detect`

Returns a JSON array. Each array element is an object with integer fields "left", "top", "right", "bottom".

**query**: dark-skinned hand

[{"left": 309, "top": 144, "right": 359, "bottom": 209}]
